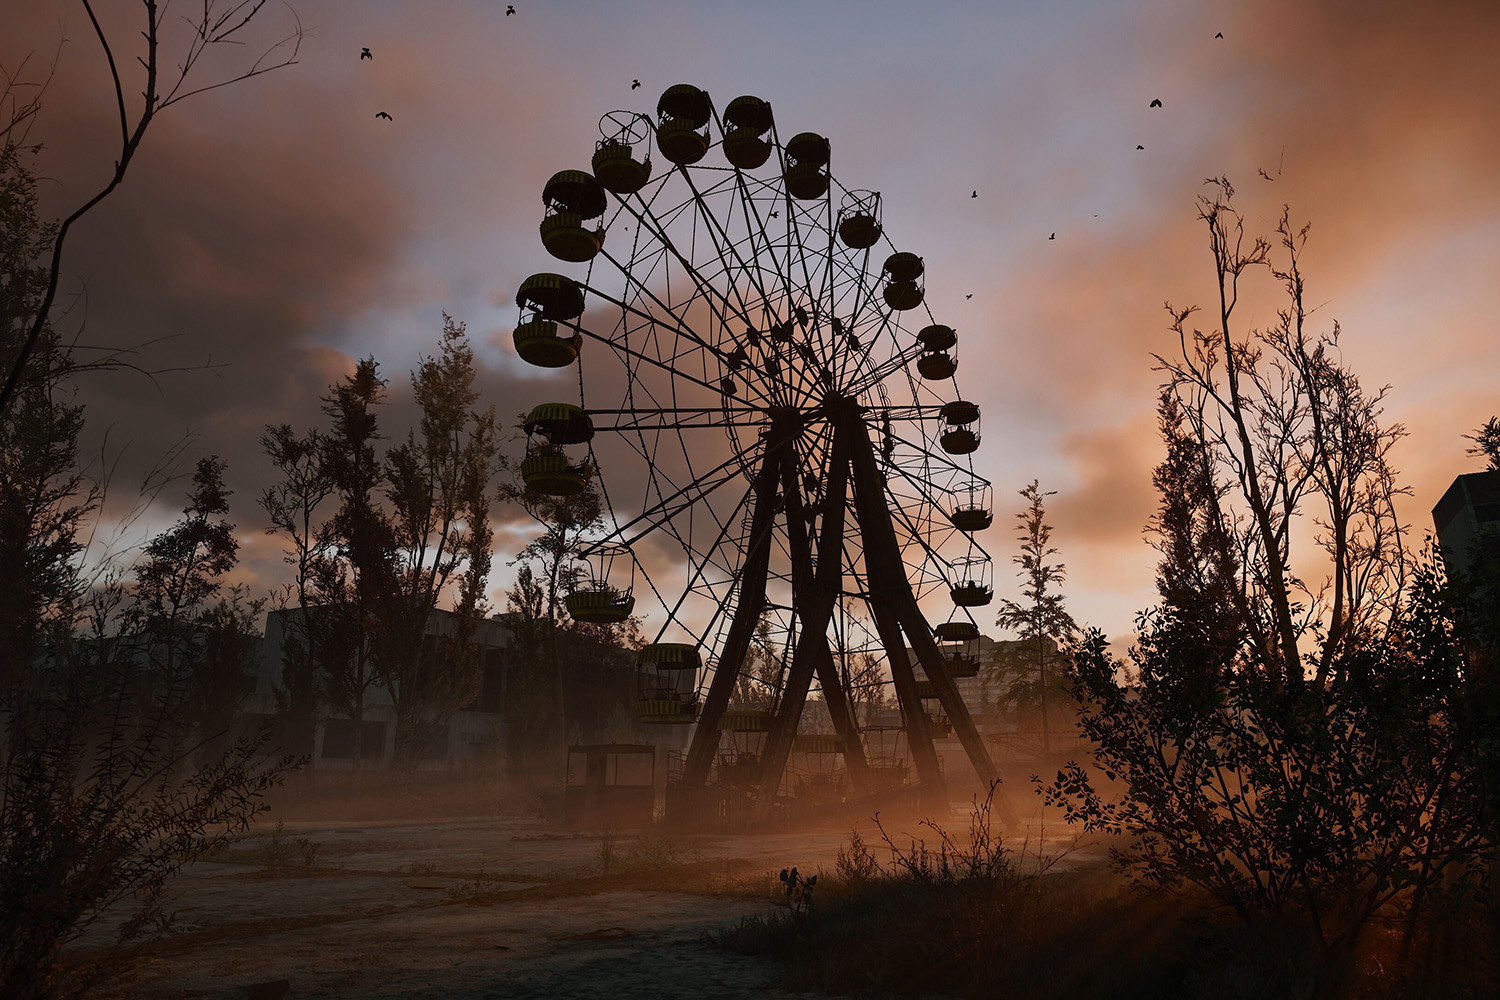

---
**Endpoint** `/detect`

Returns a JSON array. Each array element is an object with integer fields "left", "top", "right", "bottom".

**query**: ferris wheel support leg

[
  {"left": 809, "top": 633, "right": 871, "bottom": 792},
  {"left": 896, "top": 603, "right": 1017, "bottom": 827},
  {"left": 845, "top": 418, "right": 946, "bottom": 813},
  {"left": 756, "top": 424, "right": 870, "bottom": 811},
  {"left": 866, "top": 598, "right": 947, "bottom": 814},
  {"left": 676, "top": 443, "right": 783, "bottom": 818}
]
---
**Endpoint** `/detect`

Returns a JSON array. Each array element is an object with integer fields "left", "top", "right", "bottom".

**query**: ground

[{"left": 79, "top": 811, "right": 924, "bottom": 999}]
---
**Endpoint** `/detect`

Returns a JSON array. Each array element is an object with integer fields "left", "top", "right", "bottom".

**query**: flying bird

[
  {"left": 971, "top": 190, "right": 977, "bottom": 198},
  {"left": 1215, "top": 32, "right": 1224, "bottom": 38},
  {"left": 1136, "top": 144, "right": 1145, "bottom": 150},
  {"left": 769, "top": 211, "right": 778, "bottom": 218},
  {"left": 360, "top": 47, "right": 371, "bottom": 60},
  {"left": 631, "top": 79, "right": 641, "bottom": 90},
  {"left": 506, "top": 4, "right": 515, "bottom": 14},
  {"left": 1048, "top": 233, "right": 1055, "bottom": 240},
  {"left": 965, "top": 293, "right": 973, "bottom": 299},
  {"left": 376, "top": 112, "right": 392, "bottom": 120},
  {"left": 1149, "top": 98, "right": 1162, "bottom": 108}
]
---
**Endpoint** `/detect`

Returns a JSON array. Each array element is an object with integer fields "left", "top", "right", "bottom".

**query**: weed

[
  {"left": 620, "top": 835, "right": 692, "bottom": 871},
  {"left": 444, "top": 864, "right": 489, "bottom": 901},
  {"left": 294, "top": 835, "right": 320, "bottom": 868},
  {"left": 255, "top": 820, "right": 298, "bottom": 869},
  {"left": 777, "top": 867, "right": 817, "bottom": 915},
  {"left": 597, "top": 826, "right": 618, "bottom": 875}
]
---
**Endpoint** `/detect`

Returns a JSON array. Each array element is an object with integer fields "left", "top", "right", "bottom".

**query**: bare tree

[
  {"left": 1052, "top": 182, "right": 1476, "bottom": 984},
  {"left": 1153, "top": 178, "right": 1408, "bottom": 689},
  {"left": 0, "top": 0, "right": 303, "bottom": 415}
]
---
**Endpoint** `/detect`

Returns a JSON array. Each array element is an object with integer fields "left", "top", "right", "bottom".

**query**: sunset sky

[{"left": 8, "top": 0, "right": 1499, "bottom": 641}]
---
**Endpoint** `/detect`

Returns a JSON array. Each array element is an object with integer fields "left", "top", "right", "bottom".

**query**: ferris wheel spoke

[
  {"left": 680, "top": 169, "right": 780, "bottom": 325},
  {"left": 574, "top": 287, "right": 774, "bottom": 409},
  {"left": 588, "top": 420, "right": 797, "bottom": 551},
  {"left": 604, "top": 197, "right": 753, "bottom": 348},
  {"left": 648, "top": 476, "right": 760, "bottom": 644}
]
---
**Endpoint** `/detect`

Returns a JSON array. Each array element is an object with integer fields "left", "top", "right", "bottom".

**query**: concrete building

[
  {"left": 246, "top": 608, "right": 513, "bottom": 769},
  {"left": 1433, "top": 470, "right": 1500, "bottom": 578}
]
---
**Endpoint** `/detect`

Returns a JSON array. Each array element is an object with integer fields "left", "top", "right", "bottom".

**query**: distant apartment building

[{"left": 245, "top": 607, "right": 513, "bottom": 769}]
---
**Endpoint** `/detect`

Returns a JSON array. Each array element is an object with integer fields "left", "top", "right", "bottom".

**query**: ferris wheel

[{"left": 510, "top": 84, "right": 1002, "bottom": 817}]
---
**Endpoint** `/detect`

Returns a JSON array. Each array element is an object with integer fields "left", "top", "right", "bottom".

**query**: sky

[{"left": 7, "top": 0, "right": 1500, "bottom": 643}]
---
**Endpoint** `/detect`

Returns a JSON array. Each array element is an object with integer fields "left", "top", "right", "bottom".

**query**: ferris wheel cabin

[
  {"left": 882, "top": 251, "right": 925, "bottom": 310},
  {"left": 837, "top": 189, "right": 883, "bottom": 249},
  {"left": 939, "top": 399, "right": 981, "bottom": 455},
  {"left": 637, "top": 643, "right": 702, "bottom": 724},
  {"left": 934, "top": 620, "right": 982, "bottom": 677},
  {"left": 783, "top": 131, "right": 830, "bottom": 200},
  {"left": 592, "top": 111, "right": 654, "bottom": 195},
  {"left": 520, "top": 402, "right": 594, "bottom": 496},
  {"left": 916, "top": 324, "right": 958, "bottom": 380},
  {"left": 656, "top": 84, "right": 713, "bottom": 165},
  {"left": 512, "top": 273, "right": 585, "bottom": 368},
  {"left": 722, "top": 95, "right": 774, "bottom": 169},
  {"left": 540, "top": 169, "right": 607, "bottom": 263}
]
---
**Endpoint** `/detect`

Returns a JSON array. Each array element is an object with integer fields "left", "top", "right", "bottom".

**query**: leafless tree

[
  {"left": 0, "top": 0, "right": 303, "bottom": 415},
  {"left": 1153, "top": 178, "right": 1408, "bottom": 690}
]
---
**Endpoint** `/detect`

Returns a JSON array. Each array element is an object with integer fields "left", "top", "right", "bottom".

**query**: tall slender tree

[
  {"left": 316, "top": 357, "right": 393, "bottom": 768},
  {"left": 993, "top": 480, "right": 1077, "bottom": 754},
  {"left": 259, "top": 424, "right": 334, "bottom": 757}
]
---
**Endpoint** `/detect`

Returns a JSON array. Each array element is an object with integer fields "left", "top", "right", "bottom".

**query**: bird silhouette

[
  {"left": 970, "top": 190, "right": 977, "bottom": 198},
  {"left": 376, "top": 112, "right": 392, "bottom": 120},
  {"left": 965, "top": 294, "right": 973, "bottom": 299},
  {"left": 506, "top": 4, "right": 515, "bottom": 14},
  {"left": 1149, "top": 98, "right": 1162, "bottom": 108},
  {"left": 1215, "top": 32, "right": 1224, "bottom": 38},
  {"left": 360, "top": 47, "right": 371, "bottom": 60},
  {"left": 769, "top": 211, "right": 779, "bottom": 218},
  {"left": 631, "top": 79, "right": 641, "bottom": 90},
  {"left": 1048, "top": 233, "right": 1055, "bottom": 240},
  {"left": 1136, "top": 144, "right": 1145, "bottom": 150}
]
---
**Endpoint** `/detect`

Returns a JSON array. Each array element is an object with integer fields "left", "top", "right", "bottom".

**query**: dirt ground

[
  {"left": 80, "top": 811, "right": 916, "bottom": 999},
  {"left": 70, "top": 772, "right": 1093, "bottom": 1000}
]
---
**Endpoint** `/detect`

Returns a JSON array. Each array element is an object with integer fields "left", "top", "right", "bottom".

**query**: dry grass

[{"left": 715, "top": 792, "right": 1498, "bottom": 999}]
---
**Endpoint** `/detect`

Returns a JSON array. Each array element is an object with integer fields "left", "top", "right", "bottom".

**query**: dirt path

[{"left": 94, "top": 816, "right": 863, "bottom": 999}]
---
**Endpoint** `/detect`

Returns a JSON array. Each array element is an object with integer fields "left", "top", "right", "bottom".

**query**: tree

[
  {"left": 1148, "top": 389, "right": 1241, "bottom": 652},
  {"left": 498, "top": 435, "right": 607, "bottom": 771},
  {"left": 1051, "top": 182, "right": 1483, "bottom": 990},
  {"left": 0, "top": 142, "right": 92, "bottom": 688},
  {"left": 1, "top": 461, "right": 292, "bottom": 1000},
  {"left": 501, "top": 563, "right": 556, "bottom": 783},
  {"left": 992, "top": 480, "right": 1077, "bottom": 754},
  {"left": 315, "top": 357, "right": 393, "bottom": 768},
  {"left": 378, "top": 316, "right": 498, "bottom": 766},
  {"left": 1, "top": 0, "right": 302, "bottom": 414},
  {"left": 1466, "top": 417, "right": 1500, "bottom": 473},
  {"left": 259, "top": 424, "right": 333, "bottom": 757},
  {"left": 131, "top": 457, "right": 238, "bottom": 679}
]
